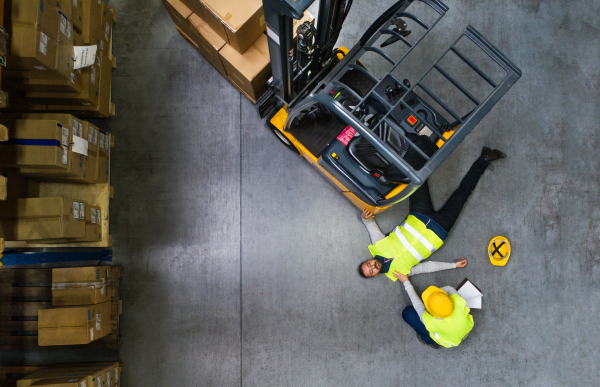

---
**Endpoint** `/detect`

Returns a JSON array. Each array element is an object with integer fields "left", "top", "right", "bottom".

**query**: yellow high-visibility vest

[
  {"left": 422, "top": 294, "right": 474, "bottom": 348},
  {"left": 367, "top": 215, "right": 444, "bottom": 281}
]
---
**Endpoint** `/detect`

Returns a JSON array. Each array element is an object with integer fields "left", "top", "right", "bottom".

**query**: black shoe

[
  {"left": 416, "top": 332, "right": 440, "bottom": 349},
  {"left": 480, "top": 147, "right": 507, "bottom": 162}
]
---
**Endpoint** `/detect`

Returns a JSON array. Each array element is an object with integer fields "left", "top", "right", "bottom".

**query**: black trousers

[{"left": 409, "top": 158, "right": 489, "bottom": 233}]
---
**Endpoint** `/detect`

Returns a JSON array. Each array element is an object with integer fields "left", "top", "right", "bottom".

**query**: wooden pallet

[
  {"left": 0, "top": 267, "right": 123, "bottom": 350},
  {"left": 0, "top": 365, "right": 42, "bottom": 387},
  {"left": 0, "top": 363, "right": 123, "bottom": 387}
]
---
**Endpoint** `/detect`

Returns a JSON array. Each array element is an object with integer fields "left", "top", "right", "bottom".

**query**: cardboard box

[
  {"left": 6, "top": 0, "right": 60, "bottom": 78},
  {"left": 51, "top": 266, "right": 110, "bottom": 305},
  {"left": 81, "top": 0, "right": 103, "bottom": 44},
  {"left": 37, "top": 300, "right": 112, "bottom": 346},
  {"left": 0, "top": 119, "right": 71, "bottom": 171},
  {"left": 55, "top": 12, "right": 75, "bottom": 80},
  {"left": 220, "top": 33, "right": 270, "bottom": 102},
  {"left": 58, "top": 0, "right": 83, "bottom": 33},
  {"left": 178, "top": 15, "right": 227, "bottom": 76},
  {"left": 24, "top": 53, "right": 100, "bottom": 106},
  {"left": 46, "top": 49, "right": 111, "bottom": 117},
  {"left": 17, "top": 363, "right": 119, "bottom": 387},
  {"left": 0, "top": 197, "right": 86, "bottom": 241},
  {"left": 36, "top": 204, "right": 102, "bottom": 244},
  {"left": 201, "top": 0, "right": 265, "bottom": 54},
  {"left": 96, "top": 129, "right": 110, "bottom": 183},
  {"left": 0, "top": 176, "right": 6, "bottom": 200},
  {"left": 0, "top": 115, "right": 91, "bottom": 182},
  {"left": 161, "top": 0, "right": 192, "bottom": 32},
  {"left": 96, "top": 1, "right": 114, "bottom": 53}
]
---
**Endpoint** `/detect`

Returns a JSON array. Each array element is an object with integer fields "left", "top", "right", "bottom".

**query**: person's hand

[
  {"left": 362, "top": 208, "right": 374, "bottom": 220},
  {"left": 455, "top": 258, "right": 467, "bottom": 268},
  {"left": 392, "top": 270, "right": 409, "bottom": 283}
]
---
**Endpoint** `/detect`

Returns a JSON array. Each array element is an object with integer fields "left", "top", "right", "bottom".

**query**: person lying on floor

[{"left": 358, "top": 146, "right": 506, "bottom": 280}]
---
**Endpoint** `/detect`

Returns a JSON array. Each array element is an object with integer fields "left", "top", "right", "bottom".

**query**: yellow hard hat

[
  {"left": 489, "top": 236, "right": 511, "bottom": 266},
  {"left": 421, "top": 286, "right": 453, "bottom": 319}
]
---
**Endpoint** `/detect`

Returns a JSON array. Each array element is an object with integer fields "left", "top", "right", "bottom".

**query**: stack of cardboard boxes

[
  {"left": 37, "top": 266, "right": 113, "bottom": 346},
  {"left": 161, "top": 0, "right": 314, "bottom": 103},
  {"left": 2, "top": 0, "right": 116, "bottom": 117},
  {"left": 0, "top": 196, "right": 102, "bottom": 243},
  {"left": 17, "top": 362, "right": 122, "bottom": 387},
  {"left": 0, "top": 114, "right": 109, "bottom": 184}
]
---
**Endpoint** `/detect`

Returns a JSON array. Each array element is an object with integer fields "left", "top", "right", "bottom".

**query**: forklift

[{"left": 256, "top": 0, "right": 521, "bottom": 213}]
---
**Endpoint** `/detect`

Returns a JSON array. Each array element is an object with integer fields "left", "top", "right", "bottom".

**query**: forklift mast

[{"left": 260, "top": 0, "right": 350, "bottom": 113}]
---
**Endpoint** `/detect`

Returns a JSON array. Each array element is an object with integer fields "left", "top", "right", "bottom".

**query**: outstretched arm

[
  {"left": 408, "top": 258, "right": 467, "bottom": 276},
  {"left": 361, "top": 209, "right": 385, "bottom": 244},
  {"left": 402, "top": 279, "right": 427, "bottom": 322},
  {"left": 440, "top": 286, "right": 458, "bottom": 296}
]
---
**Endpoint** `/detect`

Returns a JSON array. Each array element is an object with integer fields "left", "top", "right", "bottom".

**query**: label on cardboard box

[
  {"left": 34, "top": 65, "right": 47, "bottom": 70},
  {"left": 39, "top": 32, "right": 48, "bottom": 55},
  {"left": 106, "top": 372, "right": 110, "bottom": 387},
  {"left": 100, "top": 285, "right": 105, "bottom": 294},
  {"left": 99, "top": 133, "right": 105, "bottom": 149},
  {"left": 79, "top": 202, "right": 85, "bottom": 219},
  {"left": 73, "top": 0, "right": 77, "bottom": 6},
  {"left": 80, "top": 381, "right": 86, "bottom": 387},
  {"left": 67, "top": 21, "right": 72, "bottom": 40},
  {"left": 92, "top": 128, "right": 98, "bottom": 146},
  {"left": 96, "top": 313, "right": 101, "bottom": 330},
  {"left": 74, "top": 45, "right": 97, "bottom": 69},
  {"left": 73, "top": 201, "right": 80, "bottom": 218},
  {"left": 73, "top": 136, "right": 88, "bottom": 156},
  {"left": 97, "top": 375, "right": 101, "bottom": 387},
  {"left": 62, "top": 146, "right": 69, "bottom": 165},
  {"left": 115, "top": 366, "right": 119, "bottom": 382},
  {"left": 91, "top": 67, "right": 96, "bottom": 85},
  {"left": 90, "top": 327, "right": 94, "bottom": 340},
  {"left": 91, "top": 208, "right": 96, "bottom": 223},
  {"left": 97, "top": 209, "right": 101, "bottom": 222},
  {"left": 100, "top": 40, "right": 105, "bottom": 51},
  {"left": 60, "top": 13, "right": 67, "bottom": 36},
  {"left": 71, "top": 72, "right": 76, "bottom": 83},
  {"left": 62, "top": 126, "right": 69, "bottom": 146},
  {"left": 105, "top": 23, "right": 110, "bottom": 41}
]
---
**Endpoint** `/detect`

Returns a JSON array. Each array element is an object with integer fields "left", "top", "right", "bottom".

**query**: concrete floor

[{"left": 6, "top": 0, "right": 600, "bottom": 385}]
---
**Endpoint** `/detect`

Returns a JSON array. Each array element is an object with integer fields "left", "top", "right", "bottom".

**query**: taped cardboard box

[
  {"left": 0, "top": 176, "right": 6, "bottom": 200},
  {"left": 51, "top": 266, "right": 110, "bottom": 305},
  {"left": 0, "top": 197, "right": 86, "bottom": 241},
  {"left": 5, "top": 0, "right": 60, "bottom": 79},
  {"left": 183, "top": 14, "right": 227, "bottom": 76},
  {"left": 0, "top": 113, "right": 90, "bottom": 183},
  {"left": 37, "top": 300, "right": 112, "bottom": 346},
  {"left": 220, "top": 33, "right": 270, "bottom": 102},
  {"left": 200, "top": 0, "right": 264, "bottom": 54},
  {"left": 0, "top": 119, "right": 71, "bottom": 171}
]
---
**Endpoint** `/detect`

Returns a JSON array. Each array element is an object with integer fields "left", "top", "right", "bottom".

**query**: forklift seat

[{"left": 347, "top": 128, "right": 437, "bottom": 185}]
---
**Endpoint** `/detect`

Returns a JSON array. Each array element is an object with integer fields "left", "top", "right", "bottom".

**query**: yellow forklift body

[{"left": 270, "top": 108, "right": 392, "bottom": 214}]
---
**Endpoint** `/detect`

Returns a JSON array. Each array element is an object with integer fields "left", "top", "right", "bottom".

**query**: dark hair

[{"left": 358, "top": 261, "right": 368, "bottom": 278}]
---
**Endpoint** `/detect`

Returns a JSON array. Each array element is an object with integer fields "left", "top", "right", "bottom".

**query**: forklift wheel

[{"left": 270, "top": 126, "right": 300, "bottom": 154}]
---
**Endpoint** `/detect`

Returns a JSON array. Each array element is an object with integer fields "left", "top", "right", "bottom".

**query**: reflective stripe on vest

[
  {"left": 393, "top": 227, "right": 424, "bottom": 262},
  {"left": 401, "top": 222, "right": 437, "bottom": 253},
  {"left": 433, "top": 332, "right": 456, "bottom": 347}
]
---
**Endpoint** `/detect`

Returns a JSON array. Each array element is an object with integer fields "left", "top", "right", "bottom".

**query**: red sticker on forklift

[{"left": 337, "top": 126, "right": 356, "bottom": 146}]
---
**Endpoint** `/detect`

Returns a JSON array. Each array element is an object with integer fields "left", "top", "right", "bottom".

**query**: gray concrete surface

[{"left": 6, "top": 0, "right": 599, "bottom": 385}]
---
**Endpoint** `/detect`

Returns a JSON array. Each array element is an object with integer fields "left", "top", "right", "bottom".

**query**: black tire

[{"left": 269, "top": 125, "right": 300, "bottom": 154}]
